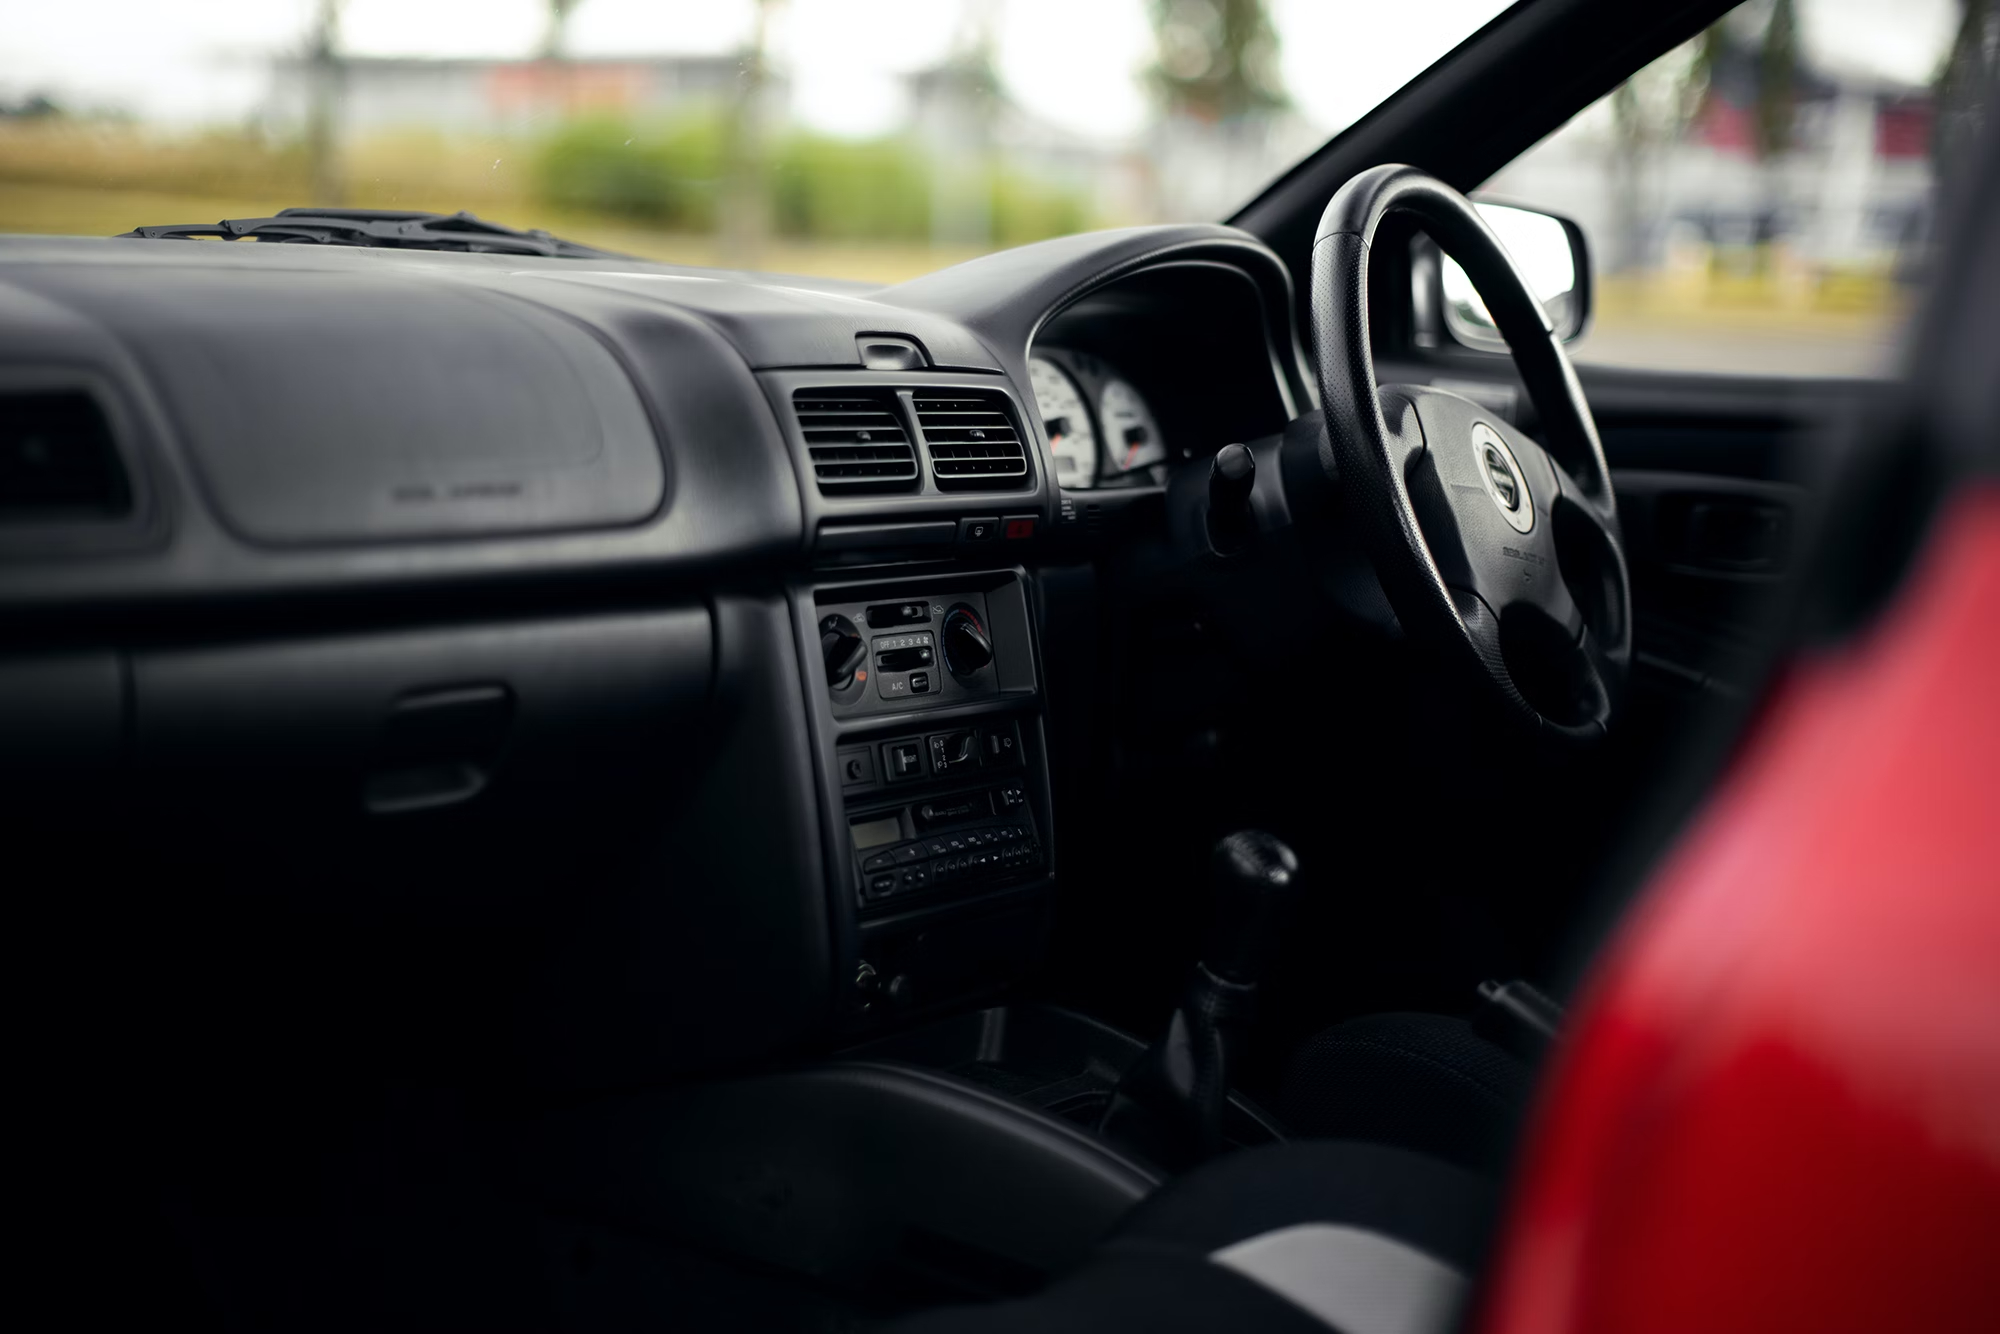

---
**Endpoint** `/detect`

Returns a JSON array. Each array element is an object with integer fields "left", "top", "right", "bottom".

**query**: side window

[{"left": 1485, "top": 0, "right": 1986, "bottom": 378}]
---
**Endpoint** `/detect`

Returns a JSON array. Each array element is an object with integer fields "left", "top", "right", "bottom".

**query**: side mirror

[{"left": 1411, "top": 201, "right": 1592, "bottom": 351}]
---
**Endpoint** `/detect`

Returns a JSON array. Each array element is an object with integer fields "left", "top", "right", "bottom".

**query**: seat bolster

[
  {"left": 1212, "top": 1223, "right": 1467, "bottom": 1334},
  {"left": 890, "top": 1141, "right": 1494, "bottom": 1334},
  {"left": 891, "top": 1248, "right": 1343, "bottom": 1334},
  {"left": 1113, "top": 1140, "right": 1499, "bottom": 1272}
]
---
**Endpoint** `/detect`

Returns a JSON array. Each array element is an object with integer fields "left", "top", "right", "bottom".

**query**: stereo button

[{"left": 862, "top": 851, "right": 896, "bottom": 872}]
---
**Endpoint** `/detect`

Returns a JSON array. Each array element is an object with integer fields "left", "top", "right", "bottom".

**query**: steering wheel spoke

[
  {"left": 1550, "top": 453, "right": 1620, "bottom": 529},
  {"left": 1378, "top": 389, "right": 1429, "bottom": 479},
  {"left": 1511, "top": 565, "right": 1585, "bottom": 639}
]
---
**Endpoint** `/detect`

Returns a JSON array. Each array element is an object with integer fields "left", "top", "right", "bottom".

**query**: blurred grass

[
  {"left": 0, "top": 117, "right": 1083, "bottom": 283},
  {"left": 1594, "top": 249, "right": 1907, "bottom": 332}
]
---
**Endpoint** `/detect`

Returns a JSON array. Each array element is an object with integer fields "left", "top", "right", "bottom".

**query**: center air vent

[
  {"left": 793, "top": 390, "right": 919, "bottom": 494},
  {"left": 913, "top": 391, "right": 1029, "bottom": 490}
]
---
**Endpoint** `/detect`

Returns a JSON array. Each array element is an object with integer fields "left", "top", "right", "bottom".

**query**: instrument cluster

[{"left": 1027, "top": 348, "right": 1167, "bottom": 491}]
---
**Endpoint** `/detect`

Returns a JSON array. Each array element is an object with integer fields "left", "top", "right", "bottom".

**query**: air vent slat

[
  {"left": 912, "top": 391, "right": 1028, "bottom": 491},
  {"left": 793, "top": 390, "right": 918, "bottom": 493}
]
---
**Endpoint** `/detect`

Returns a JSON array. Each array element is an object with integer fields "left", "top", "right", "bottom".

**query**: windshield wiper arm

[{"left": 118, "top": 208, "right": 617, "bottom": 259}]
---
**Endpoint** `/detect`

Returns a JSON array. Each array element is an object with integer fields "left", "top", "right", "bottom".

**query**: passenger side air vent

[
  {"left": 793, "top": 389, "right": 919, "bottom": 494},
  {"left": 0, "top": 391, "right": 131, "bottom": 522},
  {"left": 913, "top": 391, "right": 1029, "bottom": 490}
]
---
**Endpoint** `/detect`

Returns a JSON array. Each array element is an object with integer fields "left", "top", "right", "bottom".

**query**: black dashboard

[{"left": 0, "top": 222, "right": 1309, "bottom": 1082}]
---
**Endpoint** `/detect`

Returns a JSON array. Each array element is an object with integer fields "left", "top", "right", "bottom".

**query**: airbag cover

[{"left": 38, "top": 266, "right": 666, "bottom": 544}]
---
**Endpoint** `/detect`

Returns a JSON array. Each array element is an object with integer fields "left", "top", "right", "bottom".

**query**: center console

[{"left": 794, "top": 567, "right": 1056, "bottom": 1034}]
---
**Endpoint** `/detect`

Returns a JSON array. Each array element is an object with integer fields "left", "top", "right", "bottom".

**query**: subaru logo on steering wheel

[
  {"left": 1472, "top": 423, "right": 1535, "bottom": 534},
  {"left": 1483, "top": 445, "right": 1519, "bottom": 510}
]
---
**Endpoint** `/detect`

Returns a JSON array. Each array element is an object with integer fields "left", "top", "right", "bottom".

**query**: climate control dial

[
  {"left": 941, "top": 606, "right": 993, "bottom": 677},
  {"left": 820, "top": 614, "right": 865, "bottom": 689}
]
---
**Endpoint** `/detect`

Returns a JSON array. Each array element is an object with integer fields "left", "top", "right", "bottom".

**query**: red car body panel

[{"left": 1481, "top": 488, "right": 2000, "bottom": 1334}]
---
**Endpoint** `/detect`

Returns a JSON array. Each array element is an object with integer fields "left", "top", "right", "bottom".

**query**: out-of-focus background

[{"left": 1, "top": 0, "right": 1982, "bottom": 376}]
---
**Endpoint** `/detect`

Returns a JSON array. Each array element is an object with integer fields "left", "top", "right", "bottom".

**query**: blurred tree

[
  {"left": 536, "top": 116, "right": 725, "bottom": 229},
  {"left": 720, "top": 0, "right": 782, "bottom": 265},
  {"left": 1605, "top": 35, "right": 1712, "bottom": 270},
  {"left": 304, "top": 0, "right": 345, "bottom": 206},
  {"left": 1690, "top": 20, "right": 1725, "bottom": 118},
  {"left": 0, "top": 94, "right": 62, "bottom": 120},
  {"left": 1146, "top": 0, "right": 1286, "bottom": 122},
  {"left": 535, "top": 115, "right": 1090, "bottom": 248},
  {"left": 541, "top": 0, "right": 584, "bottom": 60},
  {"left": 1753, "top": 0, "right": 1799, "bottom": 159},
  {"left": 924, "top": 0, "right": 1004, "bottom": 248}
]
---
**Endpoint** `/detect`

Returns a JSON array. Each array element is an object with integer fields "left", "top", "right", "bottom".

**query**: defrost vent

[
  {"left": 794, "top": 389, "right": 919, "bottom": 494},
  {"left": 914, "top": 391, "right": 1028, "bottom": 489}
]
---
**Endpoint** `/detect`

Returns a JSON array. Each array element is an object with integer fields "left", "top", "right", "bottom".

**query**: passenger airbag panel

[{"left": 22, "top": 267, "right": 668, "bottom": 544}]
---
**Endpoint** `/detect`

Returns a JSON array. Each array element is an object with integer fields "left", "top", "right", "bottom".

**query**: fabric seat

[
  {"left": 891, "top": 1140, "right": 1496, "bottom": 1334},
  {"left": 1277, "top": 1012, "right": 1536, "bottom": 1176}
]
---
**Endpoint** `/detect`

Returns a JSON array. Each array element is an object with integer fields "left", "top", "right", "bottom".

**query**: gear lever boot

[{"left": 1097, "top": 831, "right": 1301, "bottom": 1169}]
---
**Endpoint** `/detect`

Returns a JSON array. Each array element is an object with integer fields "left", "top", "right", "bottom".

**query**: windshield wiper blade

[{"left": 118, "top": 208, "right": 617, "bottom": 259}]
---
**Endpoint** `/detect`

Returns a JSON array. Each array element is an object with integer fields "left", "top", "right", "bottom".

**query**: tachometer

[
  {"left": 1029, "top": 355, "right": 1100, "bottom": 488},
  {"left": 1099, "top": 379, "right": 1165, "bottom": 474}
]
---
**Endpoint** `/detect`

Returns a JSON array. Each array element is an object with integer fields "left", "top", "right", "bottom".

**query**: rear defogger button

[{"left": 885, "top": 740, "right": 924, "bottom": 781}]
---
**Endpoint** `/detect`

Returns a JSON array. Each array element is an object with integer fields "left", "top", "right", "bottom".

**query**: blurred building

[
  {"left": 257, "top": 48, "right": 1324, "bottom": 230},
  {"left": 262, "top": 55, "right": 776, "bottom": 136},
  {"left": 1489, "top": 44, "right": 1934, "bottom": 279},
  {"left": 905, "top": 60, "right": 1152, "bottom": 237}
]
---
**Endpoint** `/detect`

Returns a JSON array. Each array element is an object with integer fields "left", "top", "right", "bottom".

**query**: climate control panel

[{"left": 815, "top": 585, "right": 1014, "bottom": 717}]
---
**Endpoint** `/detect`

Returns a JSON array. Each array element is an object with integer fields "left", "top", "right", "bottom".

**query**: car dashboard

[{"left": 0, "top": 223, "right": 1310, "bottom": 1082}]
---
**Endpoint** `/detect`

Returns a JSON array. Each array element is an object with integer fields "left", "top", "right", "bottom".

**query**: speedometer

[
  {"left": 1029, "top": 355, "right": 1100, "bottom": 488},
  {"left": 1099, "top": 379, "right": 1165, "bottom": 474}
]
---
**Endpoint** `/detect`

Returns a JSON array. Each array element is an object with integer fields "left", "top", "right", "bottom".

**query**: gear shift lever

[{"left": 1097, "top": 831, "right": 1300, "bottom": 1168}]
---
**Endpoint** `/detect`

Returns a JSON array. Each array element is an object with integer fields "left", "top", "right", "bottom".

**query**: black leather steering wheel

[{"left": 1312, "top": 165, "right": 1632, "bottom": 741}]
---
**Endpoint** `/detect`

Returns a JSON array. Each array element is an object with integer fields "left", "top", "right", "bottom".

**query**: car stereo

[{"left": 847, "top": 769, "right": 1041, "bottom": 909}]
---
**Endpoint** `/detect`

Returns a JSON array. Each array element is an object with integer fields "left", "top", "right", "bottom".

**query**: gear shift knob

[{"left": 1205, "top": 830, "right": 1301, "bottom": 983}]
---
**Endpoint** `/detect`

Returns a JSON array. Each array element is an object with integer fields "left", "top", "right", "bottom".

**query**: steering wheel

[{"left": 1311, "top": 165, "right": 1631, "bottom": 741}]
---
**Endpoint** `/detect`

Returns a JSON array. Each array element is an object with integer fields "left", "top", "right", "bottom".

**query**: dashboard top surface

[{"left": 0, "top": 225, "right": 1305, "bottom": 613}]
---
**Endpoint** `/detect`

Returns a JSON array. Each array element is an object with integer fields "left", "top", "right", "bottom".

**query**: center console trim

[{"left": 789, "top": 563, "right": 1056, "bottom": 1036}]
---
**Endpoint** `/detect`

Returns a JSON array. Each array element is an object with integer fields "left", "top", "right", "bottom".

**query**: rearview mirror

[{"left": 1414, "top": 201, "right": 1592, "bottom": 350}]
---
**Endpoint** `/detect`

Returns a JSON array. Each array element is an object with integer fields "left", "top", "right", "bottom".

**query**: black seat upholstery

[
  {"left": 892, "top": 1140, "right": 1496, "bottom": 1334},
  {"left": 1278, "top": 1012, "right": 1536, "bottom": 1176}
]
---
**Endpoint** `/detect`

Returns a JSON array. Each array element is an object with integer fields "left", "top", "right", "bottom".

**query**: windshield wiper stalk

[{"left": 118, "top": 208, "right": 615, "bottom": 259}]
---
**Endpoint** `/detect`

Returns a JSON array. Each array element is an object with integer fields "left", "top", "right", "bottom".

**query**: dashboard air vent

[
  {"left": 793, "top": 390, "right": 919, "bottom": 494},
  {"left": 913, "top": 391, "right": 1029, "bottom": 490},
  {"left": 0, "top": 391, "right": 131, "bottom": 522}
]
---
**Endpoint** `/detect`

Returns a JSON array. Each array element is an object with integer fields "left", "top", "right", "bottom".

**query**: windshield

[{"left": 2, "top": 0, "right": 1513, "bottom": 280}]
